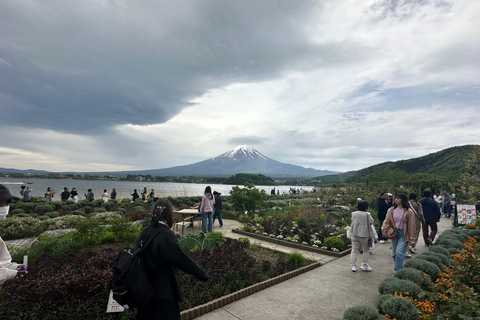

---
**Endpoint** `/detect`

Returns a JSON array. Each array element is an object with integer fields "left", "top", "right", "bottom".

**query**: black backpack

[{"left": 111, "top": 228, "right": 163, "bottom": 308}]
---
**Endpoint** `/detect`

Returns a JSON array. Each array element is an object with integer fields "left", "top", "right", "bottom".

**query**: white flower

[
  {"left": 269, "top": 234, "right": 275, "bottom": 238},
  {"left": 262, "top": 232, "right": 268, "bottom": 236},
  {"left": 302, "top": 241, "right": 308, "bottom": 245},
  {"left": 276, "top": 235, "right": 284, "bottom": 239},
  {"left": 312, "top": 244, "right": 319, "bottom": 248}
]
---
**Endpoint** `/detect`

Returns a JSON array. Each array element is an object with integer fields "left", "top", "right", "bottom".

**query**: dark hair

[
  {"left": 357, "top": 200, "right": 369, "bottom": 211},
  {"left": 21, "top": 186, "right": 26, "bottom": 189},
  {"left": 409, "top": 193, "right": 417, "bottom": 200},
  {"left": 151, "top": 199, "right": 173, "bottom": 228},
  {"left": 380, "top": 191, "right": 387, "bottom": 196},
  {"left": 394, "top": 193, "right": 409, "bottom": 209},
  {"left": 153, "top": 197, "right": 159, "bottom": 202},
  {"left": 423, "top": 190, "right": 432, "bottom": 198},
  {"left": 104, "top": 189, "right": 107, "bottom": 192},
  {"left": 204, "top": 186, "right": 212, "bottom": 194}
]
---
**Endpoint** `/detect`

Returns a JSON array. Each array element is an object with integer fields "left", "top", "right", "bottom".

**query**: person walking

[
  {"left": 136, "top": 199, "right": 209, "bottom": 320},
  {"left": 213, "top": 191, "right": 223, "bottom": 227},
  {"left": 199, "top": 186, "right": 215, "bottom": 233},
  {"left": 101, "top": 189, "right": 109, "bottom": 202},
  {"left": 407, "top": 193, "right": 425, "bottom": 254},
  {"left": 142, "top": 187, "right": 147, "bottom": 201},
  {"left": 110, "top": 188, "right": 117, "bottom": 200},
  {"left": 349, "top": 201, "right": 374, "bottom": 272},
  {"left": 60, "top": 187, "right": 70, "bottom": 202},
  {"left": 381, "top": 193, "right": 416, "bottom": 273},
  {"left": 419, "top": 190, "right": 441, "bottom": 246},
  {"left": 44, "top": 187, "right": 55, "bottom": 202},
  {"left": 442, "top": 191, "right": 452, "bottom": 218},
  {"left": 377, "top": 192, "right": 392, "bottom": 244},
  {"left": 85, "top": 189, "right": 94, "bottom": 202},
  {"left": 147, "top": 189, "right": 155, "bottom": 199},
  {"left": 131, "top": 189, "right": 139, "bottom": 201},
  {"left": 70, "top": 188, "right": 78, "bottom": 203}
]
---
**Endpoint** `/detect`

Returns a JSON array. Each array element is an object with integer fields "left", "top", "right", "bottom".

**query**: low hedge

[
  {"left": 343, "top": 305, "right": 383, "bottom": 320},
  {"left": 433, "top": 238, "right": 464, "bottom": 250},
  {"left": 421, "top": 251, "right": 451, "bottom": 267},
  {"left": 415, "top": 254, "right": 445, "bottom": 271},
  {"left": 393, "top": 267, "right": 432, "bottom": 290},
  {"left": 378, "top": 295, "right": 419, "bottom": 320},
  {"left": 378, "top": 277, "right": 423, "bottom": 300},
  {"left": 404, "top": 259, "right": 441, "bottom": 280},
  {"left": 428, "top": 245, "right": 451, "bottom": 258}
]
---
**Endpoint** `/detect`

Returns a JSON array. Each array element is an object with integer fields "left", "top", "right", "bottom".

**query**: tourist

[
  {"left": 150, "top": 197, "right": 159, "bottom": 214},
  {"left": 101, "top": 189, "right": 109, "bottom": 202},
  {"left": 377, "top": 191, "right": 392, "bottom": 244},
  {"left": 110, "top": 188, "right": 117, "bottom": 200},
  {"left": 70, "top": 188, "right": 78, "bottom": 203},
  {"left": 60, "top": 187, "right": 70, "bottom": 202},
  {"left": 349, "top": 200, "right": 374, "bottom": 272},
  {"left": 381, "top": 193, "right": 416, "bottom": 273},
  {"left": 20, "top": 186, "right": 32, "bottom": 202},
  {"left": 85, "top": 188, "right": 94, "bottom": 202},
  {"left": 213, "top": 191, "right": 223, "bottom": 227},
  {"left": 0, "top": 184, "right": 26, "bottom": 285},
  {"left": 199, "top": 186, "right": 215, "bottom": 233},
  {"left": 407, "top": 193, "right": 425, "bottom": 255},
  {"left": 131, "top": 189, "right": 139, "bottom": 201},
  {"left": 44, "top": 187, "right": 55, "bottom": 202},
  {"left": 135, "top": 199, "right": 209, "bottom": 319},
  {"left": 419, "top": 190, "right": 441, "bottom": 246},
  {"left": 442, "top": 191, "right": 452, "bottom": 218},
  {"left": 142, "top": 187, "right": 147, "bottom": 201}
]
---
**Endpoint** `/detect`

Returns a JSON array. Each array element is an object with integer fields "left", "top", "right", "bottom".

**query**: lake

[{"left": 0, "top": 178, "right": 313, "bottom": 200}]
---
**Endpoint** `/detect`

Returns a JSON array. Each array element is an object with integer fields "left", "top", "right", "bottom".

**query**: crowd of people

[{"left": 350, "top": 189, "right": 448, "bottom": 274}]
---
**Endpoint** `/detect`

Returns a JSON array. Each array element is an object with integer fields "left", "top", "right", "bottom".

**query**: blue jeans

[
  {"left": 391, "top": 229, "right": 408, "bottom": 272},
  {"left": 202, "top": 211, "right": 213, "bottom": 233},
  {"left": 213, "top": 208, "right": 223, "bottom": 227},
  {"left": 444, "top": 205, "right": 452, "bottom": 218},
  {"left": 45, "top": 198, "right": 52, "bottom": 202}
]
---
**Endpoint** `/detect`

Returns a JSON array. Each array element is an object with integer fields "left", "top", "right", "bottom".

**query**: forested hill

[{"left": 345, "top": 145, "right": 480, "bottom": 184}]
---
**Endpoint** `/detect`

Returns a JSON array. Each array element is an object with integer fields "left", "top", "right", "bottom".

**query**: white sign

[
  {"left": 457, "top": 204, "right": 477, "bottom": 225},
  {"left": 106, "top": 290, "right": 125, "bottom": 313}
]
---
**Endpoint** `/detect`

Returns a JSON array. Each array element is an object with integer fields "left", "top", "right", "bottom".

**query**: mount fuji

[{"left": 128, "top": 145, "right": 338, "bottom": 178}]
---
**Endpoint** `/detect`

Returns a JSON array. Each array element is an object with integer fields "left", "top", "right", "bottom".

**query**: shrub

[
  {"left": 421, "top": 251, "right": 451, "bottom": 267},
  {"left": 434, "top": 238, "right": 464, "bottom": 250},
  {"left": 324, "top": 236, "right": 344, "bottom": 251},
  {"left": 92, "top": 199, "right": 104, "bottom": 207},
  {"left": 467, "top": 229, "right": 480, "bottom": 237},
  {"left": 65, "top": 200, "right": 74, "bottom": 205},
  {"left": 133, "top": 205, "right": 146, "bottom": 211},
  {"left": 34, "top": 204, "right": 54, "bottom": 215},
  {"left": 10, "top": 208, "right": 24, "bottom": 214},
  {"left": 109, "top": 216, "right": 140, "bottom": 242},
  {"left": 19, "top": 202, "right": 35, "bottom": 213},
  {"left": 124, "top": 209, "right": 150, "bottom": 221},
  {"left": 287, "top": 251, "right": 308, "bottom": 268},
  {"left": 101, "top": 231, "right": 116, "bottom": 243},
  {"left": 116, "top": 207, "right": 127, "bottom": 215},
  {"left": 378, "top": 277, "right": 423, "bottom": 300},
  {"left": 206, "top": 231, "right": 226, "bottom": 246},
  {"left": 92, "top": 211, "right": 120, "bottom": 223},
  {"left": 93, "top": 207, "right": 107, "bottom": 213},
  {"left": 404, "top": 259, "right": 441, "bottom": 280},
  {"left": 237, "top": 237, "right": 250, "bottom": 247},
  {"left": 429, "top": 245, "right": 451, "bottom": 258},
  {"left": 84, "top": 206, "right": 93, "bottom": 214},
  {"left": 447, "top": 247, "right": 461, "bottom": 254},
  {"left": 437, "top": 231, "right": 468, "bottom": 242},
  {"left": 394, "top": 267, "right": 432, "bottom": 290},
  {"left": 70, "top": 210, "right": 86, "bottom": 216},
  {"left": 43, "top": 215, "right": 86, "bottom": 230},
  {"left": 343, "top": 305, "right": 382, "bottom": 320},
  {"left": 334, "top": 220, "right": 348, "bottom": 228},
  {"left": 415, "top": 254, "right": 445, "bottom": 271},
  {"left": 0, "top": 217, "right": 46, "bottom": 240},
  {"left": 37, "top": 215, "right": 50, "bottom": 221},
  {"left": 51, "top": 201, "right": 63, "bottom": 210},
  {"left": 45, "top": 211, "right": 59, "bottom": 218},
  {"left": 378, "top": 295, "right": 419, "bottom": 320},
  {"left": 72, "top": 218, "right": 103, "bottom": 246}
]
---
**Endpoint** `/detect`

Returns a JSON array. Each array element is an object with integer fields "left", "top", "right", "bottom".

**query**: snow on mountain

[{"left": 213, "top": 145, "right": 268, "bottom": 161}]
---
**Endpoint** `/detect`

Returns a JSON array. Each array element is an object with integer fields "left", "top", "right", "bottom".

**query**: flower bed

[{"left": 0, "top": 238, "right": 321, "bottom": 320}]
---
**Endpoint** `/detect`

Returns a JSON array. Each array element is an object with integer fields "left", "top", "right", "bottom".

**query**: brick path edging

[
  {"left": 232, "top": 228, "right": 351, "bottom": 257},
  {"left": 180, "top": 260, "right": 323, "bottom": 320}
]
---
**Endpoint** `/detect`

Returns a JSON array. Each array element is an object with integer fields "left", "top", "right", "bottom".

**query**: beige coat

[{"left": 381, "top": 207, "right": 417, "bottom": 246}]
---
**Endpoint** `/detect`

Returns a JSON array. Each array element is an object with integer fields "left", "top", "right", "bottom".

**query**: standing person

[
  {"left": 199, "top": 186, "right": 215, "bottom": 233},
  {"left": 377, "top": 192, "right": 392, "bottom": 244},
  {"left": 45, "top": 187, "right": 55, "bottom": 202},
  {"left": 131, "top": 189, "right": 139, "bottom": 201},
  {"left": 110, "top": 188, "right": 117, "bottom": 200},
  {"left": 381, "top": 193, "right": 416, "bottom": 273},
  {"left": 142, "top": 187, "right": 147, "bottom": 201},
  {"left": 442, "top": 191, "right": 452, "bottom": 218},
  {"left": 349, "top": 201, "right": 374, "bottom": 272},
  {"left": 60, "top": 187, "right": 70, "bottom": 202},
  {"left": 419, "top": 190, "right": 441, "bottom": 246},
  {"left": 101, "top": 189, "right": 109, "bottom": 202},
  {"left": 20, "top": 186, "right": 32, "bottom": 202},
  {"left": 0, "top": 184, "right": 26, "bottom": 285},
  {"left": 213, "top": 191, "right": 223, "bottom": 228},
  {"left": 147, "top": 189, "right": 155, "bottom": 199},
  {"left": 407, "top": 193, "right": 425, "bottom": 254},
  {"left": 70, "top": 188, "right": 78, "bottom": 203},
  {"left": 135, "top": 199, "right": 209, "bottom": 320},
  {"left": 85, "top": 188, "right": 94, "bottom": 202},
  {"left": 150, "top": 197, "right": 159, "bottom": 214}
]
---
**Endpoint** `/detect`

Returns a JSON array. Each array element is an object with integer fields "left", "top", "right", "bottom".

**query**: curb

[
  {"left": 232, "top": 229, "right": 351, "bottom": 257},
  {"left": 180, "top": 260, "right": 323, "bottom": 320}
]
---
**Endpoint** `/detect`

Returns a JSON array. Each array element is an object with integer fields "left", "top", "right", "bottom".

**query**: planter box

[
  {"left": 232, "top": 228, "right": 351, "bottom": 257},
  {"left": 180, "top": 260, "right": 323, "bottom": 320}
]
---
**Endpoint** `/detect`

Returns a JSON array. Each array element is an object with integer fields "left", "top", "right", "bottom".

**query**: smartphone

[{"left": 17, "top": 267, "right": 27, "bottom": 273}]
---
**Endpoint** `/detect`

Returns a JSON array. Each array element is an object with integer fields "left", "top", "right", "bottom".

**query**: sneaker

[
  {"left": 186, "top": 224, "right": 193, "bottom": 228},
  {"left": 408, "top": 246, "right": 416, "bottom": 254},
  {"left": 427, "top": 238, "right": 433, "bottom": 246},
  {"left": 360, "top": 264, "right": 372, "bottom": 272},
  {"left": 351, "top": 266, "right": 357, "bottom": 272},
  {"left": 405, "top": 252, "right": 412, "bottom": 258},
  {"left": 378, "top": 240, "right": 385, "bottom": 244}
]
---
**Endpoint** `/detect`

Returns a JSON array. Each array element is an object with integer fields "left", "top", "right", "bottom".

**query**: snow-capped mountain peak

[{"left": 214, "top": 145, "right": 268, "bottom": 161}]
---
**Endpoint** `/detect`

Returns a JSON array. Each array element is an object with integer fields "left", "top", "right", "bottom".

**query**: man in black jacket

[
  {"left": 419, "top": 190, "right": 441, "bottom": 246},
  {"left": 377, "top": 191, "right": 392, "bottom": 244}
]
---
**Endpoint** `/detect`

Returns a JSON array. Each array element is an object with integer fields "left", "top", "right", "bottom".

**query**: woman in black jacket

[{"left": 136, "top": 199, "right": 209, "bottom": 320}]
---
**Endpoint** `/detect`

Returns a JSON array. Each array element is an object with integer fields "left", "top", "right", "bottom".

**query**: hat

[
  {"left": 357, "top": 198, "right": 362, "bottom": 202},
  {"left": 387, "top": 193, "right": 392, "bottom": 197},
  {"left": 0, "top": 184, "right": 19, "bottom": 203}
]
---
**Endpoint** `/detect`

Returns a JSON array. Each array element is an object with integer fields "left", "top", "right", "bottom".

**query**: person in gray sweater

[{"left": 350, "top": 201, "right": 375, "bottom": 272}]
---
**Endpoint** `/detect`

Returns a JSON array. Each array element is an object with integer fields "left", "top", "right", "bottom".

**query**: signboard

[
  {"left": 457, "top": 204, "right": 477, "bottom": 225},
  {"left": 106, "top": 290, "right": 125, "bottom": 313}
]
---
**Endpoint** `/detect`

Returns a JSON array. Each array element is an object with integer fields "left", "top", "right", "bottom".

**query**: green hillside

[{"left": 345, "top": 145, "right": 480, "bottom": 184}]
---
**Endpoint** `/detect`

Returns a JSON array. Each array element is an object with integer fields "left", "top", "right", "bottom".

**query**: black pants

[{"left": 136, "top": 299, "right": 180, "bottom": 320}]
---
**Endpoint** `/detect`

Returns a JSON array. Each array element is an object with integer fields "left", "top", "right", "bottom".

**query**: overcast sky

[{"left": 1, "top": 0, "right": 479, "bottom": 173}]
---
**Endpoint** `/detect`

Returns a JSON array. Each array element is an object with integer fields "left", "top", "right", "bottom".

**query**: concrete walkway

[{"left": 197, "top": 218, "right": 453, "bottom": 320}]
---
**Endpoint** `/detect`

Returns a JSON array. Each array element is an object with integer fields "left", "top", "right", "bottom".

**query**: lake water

[{"left": 0, "top": 178, "right": 313, "bottom": 200}]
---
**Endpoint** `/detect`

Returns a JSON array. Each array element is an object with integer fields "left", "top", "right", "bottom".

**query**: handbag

[
  {"left": 345, "top": 226, "right": 352, "bottom": 239},
  {"left": 366, "top": 212, "right": 373, "bottom": 247},
  {"left": 384, "top": 223, "right": 397, "bottom": 239}
]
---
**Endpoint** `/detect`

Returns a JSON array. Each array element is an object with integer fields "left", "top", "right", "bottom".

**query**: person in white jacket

[
  {"left": 199, "top": 186, "right": 215, "bottom": 233},
  {"left": 0, "top": 184, "right": 26, "bottom": 285}
]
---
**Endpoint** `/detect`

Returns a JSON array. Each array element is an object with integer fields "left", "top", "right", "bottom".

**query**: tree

[
  {"left": 229, "top": 182, "right": 267, "bottom": 212},
  {"left": 459, "top": 147, "right": 480, "bottom": 204}
]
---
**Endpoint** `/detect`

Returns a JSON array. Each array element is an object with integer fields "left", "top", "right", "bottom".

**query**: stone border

[
  {"left": 232, "top": 228, "right": 351, "bottom": 257},
  {"left": 180, "top": 260, "right": 323, "bottom": 320}
]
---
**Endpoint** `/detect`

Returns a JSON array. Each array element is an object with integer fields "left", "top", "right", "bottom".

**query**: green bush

[
  {"left": 237, "top": 237, "right": 250, "bottom": 247},
  {"left": 92, "top": 211, "right": 120, "bottom": 223},
  {"left": 116, "top": 207, "right": 127, "bottom": 215},
  {"left": 287, "top": 251, "right": 308, "bottom": 268},
  {"left": 334, "top": 220, "right": 348, "bottom": 228},
  {"left": 51, "top": 201, "right": 63, "bottom": 210},
  {"left": 429, "top": 245, "right": 452, "bottom": 258},
  {"left": 437, "top": 231, "right": 468, "bottom": 242},
  {"left": 466, "top": 229, "right": 480, "bottom": 237},
  {"left": 65, "top": 200, "right": 75, "bottom": 205},
  {"left": 34, "top": 204, "right": 54, "bottom": 215},
  {"left": 37, "top": 215, "right": 50, "bottom": 221},
  {"left": 206, "top": 231, "right": 226, "bottom": 246},
  {"left": 92, "top": 199, "right": 104, "bottom": 207},
  {"left": 101, "top": 202, "right": 112, "bottom": 210},
  {"left": 93, "top": 207, "right": 107, "bottom": 213},
  {"left": 15, "top": 213, "right": 31, "bottom": 218},
  {"left": 434, "top": 238, "right": 464, "bottom": 250},
  {"left": 0, "top": 217, "right": 46, "bottom": 240},
  {"left": 109, "top": 216, "right": 140, "bottom": 242},
  {"left": 343, "top": 305, "right": 382, "bottom": 320},
  {"left": 10, "top": 208, "right": 25, "bottom": 214},
  {"left": 378, "top": 295, "right": 419, "bottom": 320},
  {"left": 394, "top": 267, "right": 432, "bottom": 290},
  {"left": 43, "top": 215, "right": 86, "bottom": 230},
  {"left": 101, "top": 231, "right": 116, "bottom": 243},
  {"left": 45, "top": 211, "right": 59, "bottom": 218},
  {"left": 415, "top": 254, "right": 445, "bottom": 271},
  {"left": 72, "top": 218, "right": 103, "bottom": 246},
  {"left": 84, "top": 206, "right": 93, "bottom": 214},
  {"left": 421, "top": 251, "right": 451, "bottom": 267},
  {"left": 19, "top": 202, "right": 35, "bottom": 212},
  {"left": 447, "top": 247, "right": 461, "bottom": 254},
  {"left": 179, "top": 236, "right": 203, "bottom": 253},
  {"left": 404, "top": 259, "right": 441, "bottom": 280},
  {"left": 378, "top": 277, "right": 423, "bottom": 300},
  {"left": 324, "top": 236, "right": 344, "bottom": 251},
  {"left": 61, "top": 205, "right": 70, "bottom": 214},
  {"left": 70, "top": 210, "right": 86, "bottom": 216},
  {"left": 133, "top": 205, "right": 146, "bottom": 211}
]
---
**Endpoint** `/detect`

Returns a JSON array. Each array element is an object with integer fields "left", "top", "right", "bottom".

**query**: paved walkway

[{"left": 197, "top": 218, "right": 452, "bottom": 320}]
